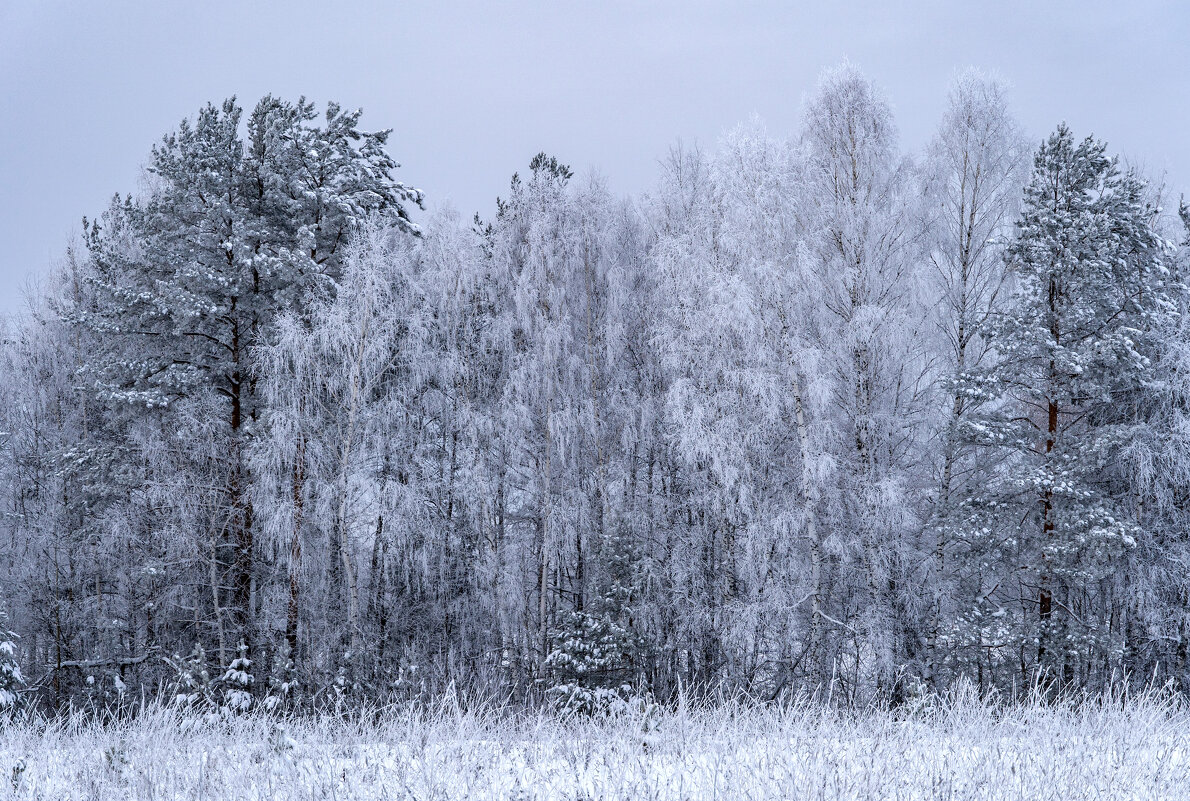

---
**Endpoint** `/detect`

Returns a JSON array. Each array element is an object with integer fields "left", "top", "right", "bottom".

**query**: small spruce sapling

[
  {"left": 0, "top": 611, "right": 22, "bottom": 713},
  {"left": 221, "top": 642, "right": 254, "bottom": 713},
  {"left": 170, "top": 644, "right": 213, "bottom": 708}
]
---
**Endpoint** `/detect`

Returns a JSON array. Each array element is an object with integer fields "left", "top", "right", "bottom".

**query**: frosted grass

[{"left": 2, "top": 691, "right": 1187, "bottom": 799}]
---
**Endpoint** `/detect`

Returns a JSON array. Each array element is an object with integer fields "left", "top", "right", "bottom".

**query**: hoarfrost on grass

[{"left": 1, "top": 696, "right": 1188, "bottom": 800}]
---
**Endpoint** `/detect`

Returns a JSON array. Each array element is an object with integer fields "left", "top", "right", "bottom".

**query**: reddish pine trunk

[{"left": 286, "top": 431, "right": 305, "bottom": 659}]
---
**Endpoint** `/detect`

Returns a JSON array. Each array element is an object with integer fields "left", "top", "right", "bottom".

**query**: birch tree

[
  {"left": 798, "top": 64, "right": 931, "bottom": 699},
  {"left": 921, "top": 71, "right": 1029, "bottom": 687}
]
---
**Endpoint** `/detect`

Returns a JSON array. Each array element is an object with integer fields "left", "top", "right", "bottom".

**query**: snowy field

[{"left": 2, "top": 694, "right": 1188, "bottom": 800}]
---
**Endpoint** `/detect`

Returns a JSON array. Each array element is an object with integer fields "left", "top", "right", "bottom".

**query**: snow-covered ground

[{"left": 2, "top": 693, "right": 1188, "bottom": 799}]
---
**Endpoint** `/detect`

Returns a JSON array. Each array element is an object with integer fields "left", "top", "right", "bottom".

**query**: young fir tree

[
  {"left": 171, "top": 644, "right": 213, "bottom": 708},
  {"left": 544, "top": 515, "right": 646, "bottom": 713},
  {"left": 220, "top": 642, "right": 254, "bottom": 713},
  {"left": 0, "top": 610, "right": 22, "bottom": 712},
  {"left": 958, "top": 125, "right": 1173, "bottom": 690}
]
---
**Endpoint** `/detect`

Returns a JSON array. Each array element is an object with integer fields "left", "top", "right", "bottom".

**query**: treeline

[{"left": 2, "top": 65, "right": 1189, "bottom": 713}]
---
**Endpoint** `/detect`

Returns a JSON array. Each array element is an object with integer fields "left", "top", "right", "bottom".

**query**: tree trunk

[
  {"left": 286, "top": 429, "right": 305, "bottom": 662},
  {"left": 537, "top": 399, "right": 553, "bottom": 670},
  {"left": 228, "top": 305, "right": 254, "bottom": 661},
  {"left": 1039, "top": 273, "right": 1059, "bottom": 670},
  {"left": 792, "top": 371, "right": 823, "bottom": 681}
]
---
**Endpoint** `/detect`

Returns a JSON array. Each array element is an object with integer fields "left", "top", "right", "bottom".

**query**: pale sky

[{"left": 2, "top": 0, "right": 1188, "bottom": 315}]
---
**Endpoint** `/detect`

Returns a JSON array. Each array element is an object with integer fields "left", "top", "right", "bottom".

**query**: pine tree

[
  {"left": 81, "top": 96, "right": 421, "bottom": 674},
  {"left": 958, "top": 125, "right": 1173, "bottom": 690}
]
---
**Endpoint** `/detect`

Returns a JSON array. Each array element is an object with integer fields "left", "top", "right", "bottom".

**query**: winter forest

[{"left": 3, "top": 63, "right": 1190, "bottom": 716}]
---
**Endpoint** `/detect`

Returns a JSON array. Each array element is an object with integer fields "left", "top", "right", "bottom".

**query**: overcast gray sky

[{"left": 2, "top": 0, "right": 1188, "bottom": 315}]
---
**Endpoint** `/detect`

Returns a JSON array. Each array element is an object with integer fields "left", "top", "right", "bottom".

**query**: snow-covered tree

[
  {"left": 1107, "top": 199, "right": 1190, "bottom": 691},
  {"left": 220, "top": 642, "right": 254, "bottom": 713},
  {"left": 647, "top": 124, "right": 834, "bottom": 697},
  {"left": 5, "top": 71, "right": 1190, "bottom": 710},
  {"left": 921, "top": 71, "right": 1030, "bottom": 687},
  {"left": 255, "top": 219, "right": 419, "bottom": 690},
  {"left": 958, "top": 125, "right": 1176, "bottom": 690},
  {"left": 797, "top": 64, "right": 931, "bottom": 699},
  {"left": 80, "top": 96, "right": 421, "bottom": 679},
  {"left": 0, "top": 609, "right": 22, "bottom": 712}
]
